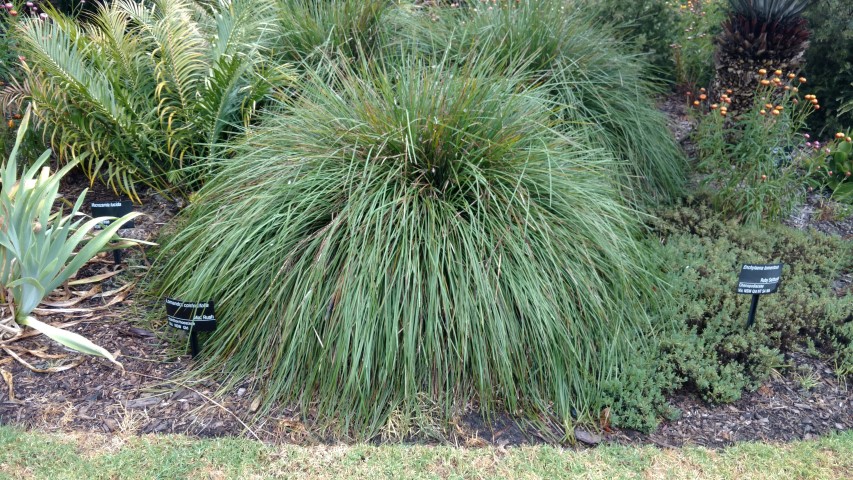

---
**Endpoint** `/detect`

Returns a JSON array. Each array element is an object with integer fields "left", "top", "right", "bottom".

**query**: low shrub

[
  {"left": 604, "top": 200, "right": 853, "bottom": 432},
  {"left": 150, "top": 54, "right": 665, "bottom": 439}
]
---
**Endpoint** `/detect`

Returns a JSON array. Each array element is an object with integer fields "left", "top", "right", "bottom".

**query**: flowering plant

[
  {"left": 691, "top": 69, "right": 818, "bottom": 224},
  {"left": 803, "top": 131, "right": 853, "bottom": 202}
]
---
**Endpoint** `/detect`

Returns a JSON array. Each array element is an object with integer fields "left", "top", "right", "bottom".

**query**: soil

[{"left": 0, "top": 99, "right": 851, "bottom": 450}]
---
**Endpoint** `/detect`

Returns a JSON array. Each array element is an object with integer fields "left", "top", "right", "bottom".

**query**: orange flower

[
  {"left": 771, "top": 109, "right": 780, "bottom": 116},
  {"left": 726, "top": 89, "right": 733, "bottom": 95},
  {"left": 765, "top": 103, "right": 773, "bottom": 109},
  {"left": 699, "top": 94, "right": 707, "bottom": 100},
  {"left": 693, "top": 100, "right": 700, "bottom": 106},
  {"left": 774, "top": 70, "right": 783, "bottom": 76},
  {"left": 787, "top": 73, "right": 796, "bottom": 79},
  {"left": 760, "top": 79, "right": 771, "bottom": 86},
  {"left": 7, "top": 120, "right": 14, "bottom": 129},
  {"left": 836, "top": 132, "right": 846, "bottom": 139},
  {"left": 799, "top": 77, "right": 807, "bottom": 83},
  {"left": 711, "top": 104, "right": 719, "bottom": 110},
  {"left": 760, "top": 110, "right": 766, "bottom": 115},
  {"left": 758, "top": 68, "right": 768, "bottom": 75}
]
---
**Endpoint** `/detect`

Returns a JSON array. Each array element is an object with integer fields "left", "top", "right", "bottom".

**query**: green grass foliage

[
  {"left": 150, "top": 54, "right": 665, "bottom": 438},
  {"left": 400, "top": 0, "right": 686, "bottom": 203},
  {"left": 604, "top": 200, "right": 853, "bottom": 432},
  {"left": 274, "top": 0, "right": 390, "bottom": 64},
  {"left": 8, "top": 0, "right": 292, "bottom": 198}
]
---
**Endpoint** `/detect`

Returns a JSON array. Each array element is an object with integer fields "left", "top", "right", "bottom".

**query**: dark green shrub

[
  {"left": 803, "top": 0, "right": 853, "bottom": 134},
  {"left": 150, "top": 54, "right": 665, "bottom": 439},
  {"left": 605, "top": 200, "right": 853, "bottom": 432}
]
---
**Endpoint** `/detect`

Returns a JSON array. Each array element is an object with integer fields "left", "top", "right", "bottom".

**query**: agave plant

[
  {"left": 713, "top": 0, "right": 817, "bottom": 113},
  {"left": 0, "top": 110, "right": 141, "bottom": 366},
  {"left": 7, "top": 0, "right": 293, "bottom": 199}
]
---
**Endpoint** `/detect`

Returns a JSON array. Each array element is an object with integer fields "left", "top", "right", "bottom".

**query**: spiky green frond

[
  {"left": 12, "top": 0, "right": 294, "bottom": 198},
  {"left": 727, "top": 0, "right": 817, "bottom": 23}
]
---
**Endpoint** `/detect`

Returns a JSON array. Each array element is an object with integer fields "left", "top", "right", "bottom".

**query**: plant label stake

[
  {"left": 166, "top": 298, "right": 217, "bottom": 357},
  {"left": 736, "top": 263, "right": 783, "bottom": 328},
  {"left": 91, "top": 200, "right": 135, "bottom": 264}
]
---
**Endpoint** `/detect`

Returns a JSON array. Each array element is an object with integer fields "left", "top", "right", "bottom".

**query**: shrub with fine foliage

[
  {"left": 604, "top": 201, "right": 853, "bottom": 432},
  {"left": 151, "top": 56, "right": 664, "bottom": 437}
]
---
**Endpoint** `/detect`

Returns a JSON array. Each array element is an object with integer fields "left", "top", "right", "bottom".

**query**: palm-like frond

[
  {"left": 727, "top": 0, "right": 817, "bottom": 23},
  {"left": 13, "top": 0, "right": 294, "bottom": 198}
]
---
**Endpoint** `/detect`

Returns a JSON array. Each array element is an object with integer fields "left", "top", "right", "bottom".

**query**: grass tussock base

[{"left": 150, "top": 55, "right": 664, "bottom": 439}]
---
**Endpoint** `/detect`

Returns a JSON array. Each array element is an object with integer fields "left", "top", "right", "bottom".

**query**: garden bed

[{"left": 0, "top": 171, "right": 850, "bottom": 449}]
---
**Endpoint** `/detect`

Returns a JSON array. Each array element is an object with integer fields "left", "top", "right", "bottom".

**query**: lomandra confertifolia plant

[
  {"left": 402, "top": 0, "right": 686, "bottom": 204},
  {"left": 0, "top": 111, "right": 140, "bottom": 366},
  {"left": 8, "top": 0, "right": 292, "bottom": 199},
  {"left": 151, "top": 54, "right": 665, "bottom": 439}
]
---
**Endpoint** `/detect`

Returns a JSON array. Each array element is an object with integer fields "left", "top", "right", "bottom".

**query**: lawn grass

[{"left": 0, "top": 426, "right": 851, "bottom": 479}]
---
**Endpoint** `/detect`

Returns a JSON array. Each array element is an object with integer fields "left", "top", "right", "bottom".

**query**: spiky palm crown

[{"left": 720, "top": 0, "right": 815, "bottom": 58}]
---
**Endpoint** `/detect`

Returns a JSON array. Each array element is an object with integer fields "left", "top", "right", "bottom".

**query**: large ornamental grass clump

[
  {"left": 151, "top": 55, "right": 664, "bottom": 437},
  {"left": 395, "top": 0, "right": 686, "bottom": 203}
]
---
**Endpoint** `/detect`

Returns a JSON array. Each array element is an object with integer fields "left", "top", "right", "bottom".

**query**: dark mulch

[
  {"left": 0, "top": 135, "right": 851, "bottom": 448},
  {"left": 616, "top": 352, "right": 852, "bottom": 449}
]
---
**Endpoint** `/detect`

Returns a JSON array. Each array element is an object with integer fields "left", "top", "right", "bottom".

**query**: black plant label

[
  {"left": 737, "top": 264, "right": 783, "bottom": 295},
  {"left": 91, "top": 200, "right": 135, "bottom": 230},
  {"left": 166, "top": 298, "right": 217, "bottom": 332}
]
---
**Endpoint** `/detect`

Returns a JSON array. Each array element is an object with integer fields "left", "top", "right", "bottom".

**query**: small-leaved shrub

[{"left": 604, "top": 200, "right": 853, "bottom": 432}]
